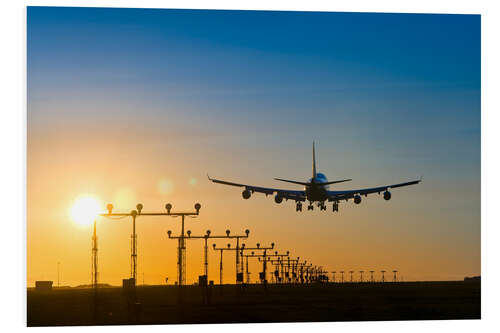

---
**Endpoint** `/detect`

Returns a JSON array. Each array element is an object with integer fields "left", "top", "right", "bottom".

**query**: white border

[{"left": 2, "top": 0, "right": 499, "bottom": 332}]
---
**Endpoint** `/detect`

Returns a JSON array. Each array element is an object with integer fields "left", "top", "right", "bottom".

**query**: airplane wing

[
  {"left": 208, "top": 175, "right": 306, "bottom": 201},
  {"left": 327, "top": 179, "right": 421, "bottom": 202}
]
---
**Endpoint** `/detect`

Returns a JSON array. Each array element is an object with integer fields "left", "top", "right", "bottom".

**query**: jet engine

[
  {"left": 242, "top": 189, "right": 251, "bottom": 199},
  {"left": 383, "top": 191, "right": 391, "bottom": 200},
  {"left": 354, "top": 195, "right": 362, "bottom": 204},
  {"left": 274, "top": 194, "right": 283, "bottom": 204}
]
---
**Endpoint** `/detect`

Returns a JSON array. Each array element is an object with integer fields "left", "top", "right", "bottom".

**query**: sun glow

[{"left": 69, "top": 196, "right": 102, "bottom": 226}]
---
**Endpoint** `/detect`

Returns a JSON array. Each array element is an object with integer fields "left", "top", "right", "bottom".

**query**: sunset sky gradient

[{"left": 27, "top": 7, "right": 480, "bottom": 286}]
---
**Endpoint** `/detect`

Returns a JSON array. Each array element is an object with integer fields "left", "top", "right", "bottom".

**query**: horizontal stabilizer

[
  {"left": 274, "top": 178, "right": 311, "bottom": 186},
  {"left": 323, "top": 179, "right": 352, "bottom": 185},
  {"left": 274, "top": 178, "right": 352, "bottom": 186}
]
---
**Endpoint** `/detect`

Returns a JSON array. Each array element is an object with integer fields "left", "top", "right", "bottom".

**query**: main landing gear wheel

[
  {"left": 296, "top": 202, "right": 302, "bottom": 212},
  {"left": 332, "top": 202, "right": 339, "bottom": 212},
  {"left": 307, "top": 203, "right": 314, "bottom": 211}
]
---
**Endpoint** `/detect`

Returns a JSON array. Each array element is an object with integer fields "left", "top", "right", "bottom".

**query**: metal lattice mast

[
  {"left": 100, "top": 202, "right": 201, "bottom": 287},
  {"left": 91, "top": 220, "right": 98, "bottom": 288}
]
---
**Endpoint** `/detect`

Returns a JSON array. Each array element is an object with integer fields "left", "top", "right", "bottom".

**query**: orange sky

[{"left": 27, "top": 131, "right": 480, "bottom": 287}]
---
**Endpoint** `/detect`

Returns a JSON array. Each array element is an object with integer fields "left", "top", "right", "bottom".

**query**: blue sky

[{"left": 27, "top": 7, "right": 480, "bottom": 285}]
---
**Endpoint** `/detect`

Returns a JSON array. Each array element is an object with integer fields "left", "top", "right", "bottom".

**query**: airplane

[{"left": 208, "top": 142, "right": 421, "bottom": 212}]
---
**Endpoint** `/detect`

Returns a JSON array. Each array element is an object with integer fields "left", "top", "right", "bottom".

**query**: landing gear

[
  {"left": 318, "top": 202, "right": 327, "bottom": 210},
  {"left": 307, "top": 202, "right": 314, "bottom": 210},
  {"left": 296, "top": 202, "right": 302, "bottom": 212},
  {"left": 332, "top": 202, "right": 339, "bottom": 212}
]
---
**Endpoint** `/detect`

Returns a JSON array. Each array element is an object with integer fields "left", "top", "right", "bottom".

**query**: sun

[{"left": 69, "top": 196, "right": 102, "bottom": 226}]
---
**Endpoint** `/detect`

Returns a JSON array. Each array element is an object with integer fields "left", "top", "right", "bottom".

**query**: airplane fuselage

[{"left": 305, "top": 172, "right": 330, "bottom": 202}]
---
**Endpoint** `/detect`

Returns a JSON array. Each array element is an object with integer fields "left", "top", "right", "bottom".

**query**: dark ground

[{"left": 27, "top": 281, "right": 480, "bottom": 326}]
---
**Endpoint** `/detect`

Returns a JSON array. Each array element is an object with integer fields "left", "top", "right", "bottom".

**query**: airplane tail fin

[{"left": 312, "top": 141, "right": 317, "bottom": 179}]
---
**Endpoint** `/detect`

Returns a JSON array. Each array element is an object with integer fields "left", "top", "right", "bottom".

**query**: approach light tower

[
  {"left": 239, "top": 243, "right": 275, "bottom": 285},
  {"left": 282, "top": 257, "right": 300, "bottom": 283},
  {"left": 381, "top": 270, "right": 386, "bottom": 283},
  {"left": 167, "top": 229, "right": 249, "bottom": 284},
  {"left": 266, "top": 251, "right": 292, "bottom": 284},
  {"left": 260, "top": 252, "right": 292, "bottom": 284},
  {"left": 101, "top": 202, "right": 201, "bottom": 286},
  {"left": 340, "top": 270, "right": 345, "bottom": 283},
  {"left": 220, "top": 229, "right": 250, "bottom": 284},
  {"left": 91, "top": 220, "right": 98, "bottom": 289},
  {"left": 370, "top": 270, "right": 375, "bottom": 283},
  {"left": 393, "top": 270, "right": 398, "bottom": 282},
  {"left": 240, "top": 245, "right": 281, "bottom": 284},
  {"left": 349, "top": 270, "right": 354, "bottom": 283}
]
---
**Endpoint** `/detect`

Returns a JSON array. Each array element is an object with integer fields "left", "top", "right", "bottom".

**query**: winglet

[{"left": 207, "top": 173, "right": 213, "bottom": 181}]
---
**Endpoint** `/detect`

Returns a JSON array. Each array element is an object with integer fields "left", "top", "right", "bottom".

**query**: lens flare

[{"left": 69, "top": 196, "right": 101, "bottom": 226}]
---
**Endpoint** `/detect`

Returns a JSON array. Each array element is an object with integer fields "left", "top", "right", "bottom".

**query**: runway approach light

[
  {"left": 106, "top": 203, "right": 113, "bottom": 214},
  {"left": 195, "top": 203, "right": 201, "bottom": 213},
  {"left": 165, "top": 203, "right": 172, "bottom": 214},
  {"left": 136, "top": 203, "right": 143, "bottom": 214}
]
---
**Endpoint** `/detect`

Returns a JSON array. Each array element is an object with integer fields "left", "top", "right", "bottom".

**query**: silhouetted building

[
  {"left": 35, "top": 281, "right": 53, "bottom": 292},
  {"left": 464, "top": 276, "right": 480, "bottom": 282}
]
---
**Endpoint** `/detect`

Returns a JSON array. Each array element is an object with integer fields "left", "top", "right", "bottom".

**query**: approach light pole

[
  {"left": 91, "top": 220, "right": 98, "bottom": 289},
  {"left": 268, "top": 251, "right": 290, "bottom": 284},
  {"left": 212, "top": 243, "right": 233, "bottom": 285},
  {"left": 240, "top": 246, "right": 284, "bottom": 284},
  {"left": 294, "top": 262, "right": 309, "bottom": 284},
  {"left": 91, "top": 219, "right": 98, "bottom": 322},
  {"left": 282, "top": 257, "right": 300, "bottom": 283},
  {"left": 167, "top": 229, "right": 249, "bottom": 284},
  {"left": 239, "top": 243, "right": 275, "bottom": 286},
  {"left": 393, "top": 270, "right": 398, "bottom": 282},
  {"left": 219, "top": 229, "right": 250, "bottom": 284},
  {"left": 101, "top": 203, "right": 201, "bottom": 287},
  {"left": 266, "top": 252, "right": 292, "bottom": 284}
]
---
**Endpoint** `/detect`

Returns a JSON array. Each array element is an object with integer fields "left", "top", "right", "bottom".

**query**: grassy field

[{"left": 27, "top": 281, "right": 480, "bottom": 326}]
